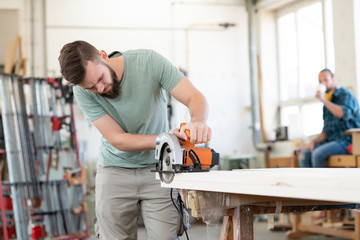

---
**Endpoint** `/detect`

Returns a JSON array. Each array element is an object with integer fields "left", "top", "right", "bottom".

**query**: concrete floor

[{"left": 136, "top": 220, "right": 348, "bottom": 240}]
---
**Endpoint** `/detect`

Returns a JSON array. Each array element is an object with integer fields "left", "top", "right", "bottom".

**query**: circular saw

[{"left": 154, "top": 129, "right": 219, "bottom": 184}]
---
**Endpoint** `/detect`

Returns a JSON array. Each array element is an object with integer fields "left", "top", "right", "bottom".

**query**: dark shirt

[{"left": 322, "top": 87, "right": 360, "bottom": 150}]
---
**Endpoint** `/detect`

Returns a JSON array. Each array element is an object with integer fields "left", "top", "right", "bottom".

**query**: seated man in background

[{"left": 300, "top": 68, "right": 360, "bottom": 167}]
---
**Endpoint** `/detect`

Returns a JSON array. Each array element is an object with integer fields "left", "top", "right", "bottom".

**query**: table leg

[
  {"left": 220, "top": 206, "right": 254, "bottom": 240},
  {"left": 221, "top": 216, "right": 234, "bottom": 240},
  {"left": 237, "top": 206, "right": 254, "bottom": 240},
  {"left": 355, "top": 211, "right": 360, "bottom": 240}
]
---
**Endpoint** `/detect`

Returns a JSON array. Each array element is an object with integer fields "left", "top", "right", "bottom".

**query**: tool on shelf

[
  {"left": 64, "top": 165, "right": 88, "bottom": 233},
  {"left": 0, "top": 73, "right": 90, "bottom": 240}
]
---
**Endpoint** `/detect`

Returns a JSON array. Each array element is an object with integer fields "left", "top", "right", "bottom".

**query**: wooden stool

[
  {"left": 288, "top": 211, "right": 360, "bottom": 240},
  {"left": 327, "top": 155, "right": 360, "bottom": 168}
]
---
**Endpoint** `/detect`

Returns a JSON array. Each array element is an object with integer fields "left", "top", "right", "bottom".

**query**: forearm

[
  {"left": 170, "top": 77, "right": 211, "bottom": 143},
  {"left": 92, "top": 114, "right": 158, "bottom": 152},
  {"left": 323, "top": 100, "right": 344, "bottom": 118},
  {"left": 188, "top": 93, "right": 209, "bottom": 123},
  {"left": 110, "top": 133, "right": 157, "bottom": 152},
  {"left": 312, "top": 131, "right": 327, "bottom": 144}
]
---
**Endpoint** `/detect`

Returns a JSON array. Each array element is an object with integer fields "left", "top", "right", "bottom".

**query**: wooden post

[
  {"left": 238, "top": 206, "right": 254, "bottom": 240},
  {"left": 355, "top": 211, "right": 360, "bottom": 240},
  {"left": 287, "top": 214, "right": 313, "bottom": 239},
  {"left": 221, "top": 206, "right": 254, "bottom": 240},
  {"left": 221, "top": 216, "right": 234, "bottom": 240}
]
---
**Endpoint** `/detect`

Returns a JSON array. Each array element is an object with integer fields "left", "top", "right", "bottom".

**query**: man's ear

[{"left": 99, "top": 50, "right": 108, "bottom": 60}]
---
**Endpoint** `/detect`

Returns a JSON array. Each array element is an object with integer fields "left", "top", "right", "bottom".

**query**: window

[{"left": 276, "top": 0, "right": 335, "bottom": 139}]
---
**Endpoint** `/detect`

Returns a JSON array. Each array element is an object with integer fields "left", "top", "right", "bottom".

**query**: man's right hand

[
  {"left": 170, "top": 122, "right": 212, "bottom": 144},
  {"left": 302, "top": 141, "right": 315, "bottom": 152},
  {"left": 316, "top": 90, "right": 326, "bottom": 102}
]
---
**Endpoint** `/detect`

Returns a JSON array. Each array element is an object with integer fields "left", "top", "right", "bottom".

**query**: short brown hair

[
  {"left": 319, "top": 68, "right": 334, "bottom": 78},
  {"left": 58, "top": 40, "right": 100, "bottom": 85}
]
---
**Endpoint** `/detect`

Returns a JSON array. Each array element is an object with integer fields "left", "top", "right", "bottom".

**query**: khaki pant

[{"left": 95, "top": 164, "right": 179, "bottom": 240}]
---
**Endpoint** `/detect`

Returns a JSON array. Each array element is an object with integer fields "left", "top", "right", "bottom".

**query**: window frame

[{"left": 275, "top": 0, "right": 334, "bottom": 138}]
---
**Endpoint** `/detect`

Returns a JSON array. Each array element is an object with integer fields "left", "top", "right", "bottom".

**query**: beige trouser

[{"left": 95, "top": 164, "right": 179, "bottom": 240}]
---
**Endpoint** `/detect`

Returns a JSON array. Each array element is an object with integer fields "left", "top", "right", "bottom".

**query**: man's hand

[
  {"left": 301, "top": 132, "right": 327, "bottom": 153},
  {"left": 301, "top": 141, "right": 315, "bottom": 152},
  {"left": 316, "top": 90, "right": 344, "bottom": 118},
  {"left": 316, "top": 90, "right": 326, "bottom": 102},
  {"left": 171, "top": 122, "right": 211, "bottom": 144}
]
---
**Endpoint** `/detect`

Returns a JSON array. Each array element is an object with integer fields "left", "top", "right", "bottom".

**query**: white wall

[
  {"left": 43, "top": 0, "right": 253, "bottom": 163},
  {"left": 170, "top": 2, "right": 253, "bottom": 156},
  {"left": 0, "top": 0, "right": 46, "bottom": 76},
  {"left": 355, "top": 0, "right": 360, "bottom": 96},
  {"left": 332, "top": 0, "right": 359, "bottom": 95},
  {"left": 0, "top": 9, "right": 19, "bottom": 65}
]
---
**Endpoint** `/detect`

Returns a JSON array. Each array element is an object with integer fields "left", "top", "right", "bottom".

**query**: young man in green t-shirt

[{"left": 58, "top": 40, "right": 211, "bottom": 239}]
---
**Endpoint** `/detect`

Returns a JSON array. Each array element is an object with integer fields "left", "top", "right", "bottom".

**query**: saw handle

[{"left": 180, "top": 123, "right": 192, "bottom": 146}]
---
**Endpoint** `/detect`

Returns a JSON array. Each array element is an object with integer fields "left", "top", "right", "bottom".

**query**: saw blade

[{"left": 159, "top": 144, "right": 175, "bottom": 184}]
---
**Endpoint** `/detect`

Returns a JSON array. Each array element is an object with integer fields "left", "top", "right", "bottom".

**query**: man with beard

[
  {"left": 300, "top": 68, "right": 360, "bottom": 167},
  {"left": 58, "top": 40, "right": 211, "bottom": 240}
]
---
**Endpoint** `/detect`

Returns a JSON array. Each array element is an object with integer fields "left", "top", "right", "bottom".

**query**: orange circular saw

[{"left": 154, "top": 124, "right": 219, "bottom": 183}]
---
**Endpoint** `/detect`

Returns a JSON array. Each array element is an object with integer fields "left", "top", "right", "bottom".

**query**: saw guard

[{"left": 155, "top": 133, "right": 183, "bottom": 165}]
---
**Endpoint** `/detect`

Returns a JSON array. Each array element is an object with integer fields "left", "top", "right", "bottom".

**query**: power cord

[
  {"left": 189, "top": 149, "right": 201, "bottom": 169},
  {"left": 170, "top": 188, "right": 189, "bottom": 240}
]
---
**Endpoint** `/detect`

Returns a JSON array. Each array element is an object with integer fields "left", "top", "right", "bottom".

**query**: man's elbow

[
  {"left": 338, "top": 112, "right": 344, "bottom": 118},
  {"left": 339, "top": 108, "right": 353, "bottom": 119},
  {"left": 107, "top": 134, "right": 129, "bottom": 151}
]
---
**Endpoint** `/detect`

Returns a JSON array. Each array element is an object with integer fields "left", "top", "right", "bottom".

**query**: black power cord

[
  {"left": 170, "top": 188, "right": 189, "bottom": 240},
  {"left": 188, "top": 149, "right": 201, "bottom": 170}
]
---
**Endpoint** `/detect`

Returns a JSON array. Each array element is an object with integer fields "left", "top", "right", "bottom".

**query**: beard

[{"left": 100, "top": 63, "right": 121, "bottom": 99}]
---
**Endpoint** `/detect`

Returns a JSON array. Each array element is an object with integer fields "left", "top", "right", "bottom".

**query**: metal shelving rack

[{"left": 0, "top": 73, "right": 90, "bottom": 240}]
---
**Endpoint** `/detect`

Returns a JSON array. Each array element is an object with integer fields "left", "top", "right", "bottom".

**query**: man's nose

[{"left": 96, "top": 82, "right": 105, "bottom": 93}]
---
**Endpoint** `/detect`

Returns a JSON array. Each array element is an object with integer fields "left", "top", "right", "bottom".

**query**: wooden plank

[
  {"left": 159, "top": 168, "right": 360, "bottom": 203},
  {"left": 4, "top": 35, "right": 20, "bottom": 74},
  {"left": 345, "top": 128, "right": 360, "bottom": 134},
  {"left": 4, "top": 35, "right": 26, "bottom": 76},
  {"left": 257, "top": 54, "right": 267, "bottom": 144}
]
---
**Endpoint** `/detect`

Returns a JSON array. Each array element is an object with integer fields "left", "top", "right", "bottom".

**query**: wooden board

[
  {"left": 4, "top": 35, "right": 26, "bottom": 76},
  {"left": 158, "top": 168, "right": 360, "bottom": 203}
]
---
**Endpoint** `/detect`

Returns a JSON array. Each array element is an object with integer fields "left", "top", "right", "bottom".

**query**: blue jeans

[{"left": 299, "top": 141, "right": 347, "bottom": 168}]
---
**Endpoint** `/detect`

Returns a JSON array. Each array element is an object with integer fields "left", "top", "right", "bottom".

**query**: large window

[{"left": 276, "top": 0, "right": 335, "bottom": 138}]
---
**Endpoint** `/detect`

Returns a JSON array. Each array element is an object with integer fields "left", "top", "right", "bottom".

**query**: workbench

[{"left": 158, "top": 168, "right": 360, "bottom": 240}]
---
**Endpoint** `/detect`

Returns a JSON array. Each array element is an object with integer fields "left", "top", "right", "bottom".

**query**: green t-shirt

[{"left": 73, "top": 49, "right": 183, "bottom": 168}]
